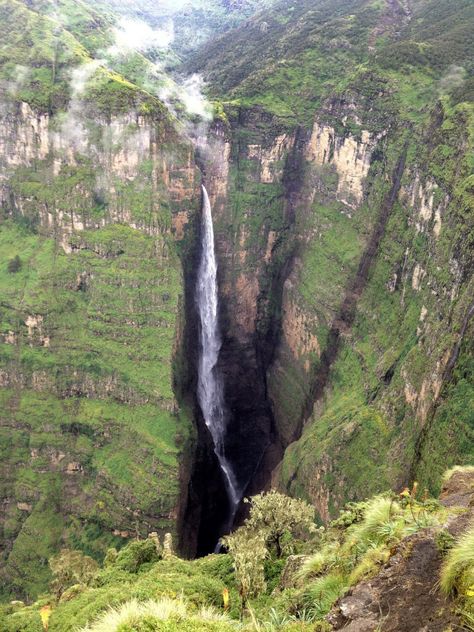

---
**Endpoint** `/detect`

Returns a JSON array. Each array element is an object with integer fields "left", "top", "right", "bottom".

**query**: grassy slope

[{"left": 1, "top": 476, "right": 472, "bottom": 632}]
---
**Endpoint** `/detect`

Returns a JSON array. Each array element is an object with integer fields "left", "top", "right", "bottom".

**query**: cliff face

[
  {"left": 0, "top": 87, "right": 199, "bottom": 597},
  {"left": 206, "top": 96, "right": 473, "bottom": 524},
  {"left": 191, "top": 0, "right": 474, "bottom": 527},
  {"left": 274, "top": 99, "right": 473, "bottom": 521}
]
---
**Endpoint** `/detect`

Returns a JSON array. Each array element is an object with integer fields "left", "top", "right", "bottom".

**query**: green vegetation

[
  {"left": 49, "top": 549, "right": 99, "bottom": 598},
  {"left": 0, "top": 216, "right": 192, "bottom": 599},
  {"left": 440, "top": 525, "right": 474, "bottom": 629},
  {"left": 0, "top": 486, "right": 467, "bottom": 631},
  {"left": 190, "top": 0, "right": 473, "bottom": 125},
  {"left": 80, "top": 598, "right": 235, "bottom": 632},
  {"left": 440, "top": 527, "right": 474, "bottom": 596}
]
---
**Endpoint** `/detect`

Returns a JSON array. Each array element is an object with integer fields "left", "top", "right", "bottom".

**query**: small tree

[
  {"left": 49, "top": 549, "right": 99, "bottom": 598},
  {"left": 221, "top": 528, "right": 267, "bottom": 607},
  {"left": 7, "top": 255, "right": 22, "bottom": 273},
  {"left": 245, "top": 490, "right": 315, "bottom": 557}
]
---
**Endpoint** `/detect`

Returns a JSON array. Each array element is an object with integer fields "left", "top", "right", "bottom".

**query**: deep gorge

[{"left": 0, "top": 0, "right": 473, "bottom": 611}]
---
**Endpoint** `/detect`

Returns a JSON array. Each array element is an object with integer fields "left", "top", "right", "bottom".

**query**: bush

[
  {"left": 222, "top": 529, "right": 268, "bottom": 603},
  {"left": 50, "top": 549, "right": 99, "bottom": 598},
  {"left": 7, "top": 255, "right": 22, "bottom": 273},
  {"left": 244, "top": 491, "right": 315, "bottom": 557},
  {"left": 435, "top": 530, "right": 456, "bottom": 556},
  {"left": 114, "top": 539, "right": 161, "bottom": 573}
]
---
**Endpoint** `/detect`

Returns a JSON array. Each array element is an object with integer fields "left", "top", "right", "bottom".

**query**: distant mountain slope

[
  {"left": 187, "top": 0, "right": 474, "bottom": 120},
  {"left": 86, "top": 0, "right": 278, "bottom": 61}
]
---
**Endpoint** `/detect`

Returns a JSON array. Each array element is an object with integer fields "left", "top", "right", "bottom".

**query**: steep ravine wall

[
  {"left": 200, "top": 96, "right": 473, "bottom": 528},
  {"left": 0, "top": 96, "right": 201, "bottom": 597},
  {"left": 273, "top": 101, "right": 474, "bottom": 521}
]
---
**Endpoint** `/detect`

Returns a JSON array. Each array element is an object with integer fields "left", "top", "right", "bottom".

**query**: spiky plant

[
  {"left": 79, "top": 597, "right": 233, "bottom": 632},
  {"left": 300, "top": 572, "right": 348, "bottom": 617},
  {"left": 440, "top": 525, "right": 474, "bottom": 596}
]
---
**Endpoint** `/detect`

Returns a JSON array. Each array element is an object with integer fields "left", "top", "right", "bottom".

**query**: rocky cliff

[
  {"left": 189, "top": 0, "right": 474, "bottom": 529},
  {"left": 0, "top": 0, "right": 200, "bottom": 599}
]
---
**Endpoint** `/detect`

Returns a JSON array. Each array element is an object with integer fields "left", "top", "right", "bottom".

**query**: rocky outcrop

[
  {"left": 0, "top": 99, "right": 197, "bottom": 246},
  {"left": 306, "top": 122, "right": 378, "bottom": 209}
]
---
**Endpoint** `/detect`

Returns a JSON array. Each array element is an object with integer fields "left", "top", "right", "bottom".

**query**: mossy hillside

[
  {"left": 277, "top": 99, "right": 474, "bottom": 515},
  {"left": 267, "top": 148, "right": 390, "bottom": 444},
  {"left": 0, "top": 0, "right": 89, "bottom": 111},
  {"left": 0, "top": 221, "right": 193, "bottom": 600},
  {"left": 0, "top": 0, "right": 177, "bottom": 119},
  {"left": 188, "top": 0, "right": 382, "bottom": 124},
  {"left": 24, "top": 0, "right": 114, "bottom": 57},
  {"left": 190, "top": 0, "right": 473, "bottom": 127},
  {"left": 415, "top": 339, "right": 474, "bottom": 495}
]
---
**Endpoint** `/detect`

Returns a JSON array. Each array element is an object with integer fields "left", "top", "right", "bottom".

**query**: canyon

[{"left": 0, "top": 0, "right": 472, "bottom": 607}]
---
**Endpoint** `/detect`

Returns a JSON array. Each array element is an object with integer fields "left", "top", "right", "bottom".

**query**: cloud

[
  {"left": 60, "top": 60, "right": 101, "bottom": 150},
  {"left": 109, "top": 17, "right": 174, "bottom": 55},
  {"left": 439, "top": 65, "right": 466, "bottom": 95},
  {"left": 6, "top": 65, "right": 30, "bottom": 97},
  {"left": 175, "top": 74, "right": 212, "bottom": 120}
]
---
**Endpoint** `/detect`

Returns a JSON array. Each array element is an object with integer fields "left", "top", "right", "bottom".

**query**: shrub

[
  {"left": 435, "top": 530, "right": 456, "bottom": 556},
  {"left": 7, "top": 255, "right": 22, "bottom": 273},
  {"left": 49, "top": 549, "right": 99, "bottom": 598},
  {"left": 114, "top": 539, "right": 161, "bottom": 573},
  {"left": 221, "top": 529, "right": 267, "bottom": 604},
  {"left": 244, "top": 491, "right": 315, "bottom": 557}
]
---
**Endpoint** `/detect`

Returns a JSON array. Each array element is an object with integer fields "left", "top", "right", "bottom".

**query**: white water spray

[{"left": 196, "top": 185, "right": 240, "bottom": 518}]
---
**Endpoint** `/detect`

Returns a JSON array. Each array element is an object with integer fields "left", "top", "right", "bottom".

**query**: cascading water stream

[{"left": 196, "top": 185, "right": 241, "bottom": 530}]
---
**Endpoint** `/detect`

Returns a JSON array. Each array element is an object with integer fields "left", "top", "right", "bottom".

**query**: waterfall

[{"left": 196, "top": 185, "right": 240, "bottom": 517}]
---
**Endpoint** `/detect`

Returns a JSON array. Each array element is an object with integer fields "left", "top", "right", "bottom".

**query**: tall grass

[
  {"left": 345, "top": 497, "right": 402, "bottom": 548},
  {"left": 301, "top": 573, "right": 348, "bottom": 618},
  {"left": 80, "top": 597, "right": 232, "bottom": 632},
  {"left": 440, "top": 526, "right": 474, "bottom": 595}
]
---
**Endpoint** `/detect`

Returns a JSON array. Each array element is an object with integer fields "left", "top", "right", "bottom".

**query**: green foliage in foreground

[
  {"left": 1, "top": 485, "right": 468, "bottom": 632},
  {"left": 440, "top": 526, "right": 474, "bottom": 597}
]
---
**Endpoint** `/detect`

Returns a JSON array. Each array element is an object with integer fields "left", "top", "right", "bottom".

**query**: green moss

[{"left": 0, "top": 217, "right": 190, "bottom": 598}]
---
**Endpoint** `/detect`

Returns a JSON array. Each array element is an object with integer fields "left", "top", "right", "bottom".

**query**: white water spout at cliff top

[{"left": 196, "top": 185, "right": 240, "bottom": 511}]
